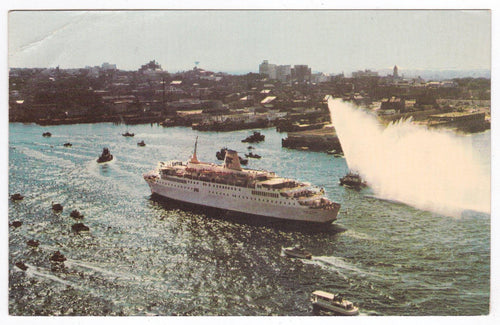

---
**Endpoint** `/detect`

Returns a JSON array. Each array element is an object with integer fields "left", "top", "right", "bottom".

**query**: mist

[{"left": 328, "top": 98, "right": 490, "bottom": 216}]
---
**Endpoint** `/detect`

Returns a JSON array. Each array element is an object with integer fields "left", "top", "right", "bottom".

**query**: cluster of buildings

[
  {"left": 259, "top": 60, "right": 327, "bottom": 83},
  {"left": 8, "top": 59, "right": 490, "bottom": 135}
]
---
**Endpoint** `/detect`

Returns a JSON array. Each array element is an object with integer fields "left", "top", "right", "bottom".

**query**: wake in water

[{"left": 328, "top": 98, "right": 490, "bottom": 216}]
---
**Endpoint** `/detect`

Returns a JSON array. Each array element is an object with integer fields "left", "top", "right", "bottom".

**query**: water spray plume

[{"left": 328, "top": 98, "right": 490, "bottom": 216}]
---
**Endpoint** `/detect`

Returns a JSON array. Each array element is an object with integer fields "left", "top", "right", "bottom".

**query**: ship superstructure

[{"left": 144, "top": 139, "right": 340, "bottom": 223}]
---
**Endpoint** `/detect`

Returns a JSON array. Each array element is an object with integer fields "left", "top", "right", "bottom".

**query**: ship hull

[{"left": 145, "top": 178, "right": 339, "bottom": 224}]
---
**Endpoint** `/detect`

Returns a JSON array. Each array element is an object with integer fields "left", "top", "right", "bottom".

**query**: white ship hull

[{"left": 145, "top": 177, "right": 339, "bottom": 223}]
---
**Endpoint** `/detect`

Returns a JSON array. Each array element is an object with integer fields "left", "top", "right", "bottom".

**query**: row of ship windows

[
  {"left": 207, "top": 191, "right": 296, "bottom": 205},
  {"left": 161, "top": 181, "right": 296, "bottom": 206},
  {"left": 251, "top": 190, "right": 279, "bottom": 198},
  {"left": 169, "top": 179, "right": 284, "bottom": 197},
  {"left": 163, "top": 182, "right": 199, "bottom": 192},
  {"left": 161, "top": 180, "right": 294, "bottom": 205},
  {"left": 202, "top": 183, "right": 241, "bottom": 191}
]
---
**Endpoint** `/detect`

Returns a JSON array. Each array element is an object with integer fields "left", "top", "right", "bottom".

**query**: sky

[{"left": 8, "top": 10, "right": 491, "bottom": 74}]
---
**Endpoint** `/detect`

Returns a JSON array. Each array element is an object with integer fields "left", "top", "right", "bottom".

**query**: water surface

[{"left": 9, "top": 123, "right": 490, "bottom": 316}]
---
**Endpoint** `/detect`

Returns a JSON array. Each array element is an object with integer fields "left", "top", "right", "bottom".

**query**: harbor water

[{"left": 8, "top": 122, "right": 490, "bottom": 316}]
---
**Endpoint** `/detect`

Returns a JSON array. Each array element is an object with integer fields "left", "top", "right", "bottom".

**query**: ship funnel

[
  {"left": 224, "top": 150, "right": 242, "bottom": 171},
  {"left": 190, "top": 136, "right": 200, "bottom": 163}
]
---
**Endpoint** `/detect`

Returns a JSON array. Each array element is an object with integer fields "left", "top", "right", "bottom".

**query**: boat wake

[{"left": 305, "top": 256, "right": 379, "bottom": 279}]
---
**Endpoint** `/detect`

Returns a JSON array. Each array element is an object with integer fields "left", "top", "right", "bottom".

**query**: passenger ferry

[{"left": 143, "top": 138, "right": 340, "bottom": 223}]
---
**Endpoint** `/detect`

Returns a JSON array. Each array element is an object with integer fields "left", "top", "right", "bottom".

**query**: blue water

[{"left": 8, "top": 123, "right": 490, "bottom": 316}]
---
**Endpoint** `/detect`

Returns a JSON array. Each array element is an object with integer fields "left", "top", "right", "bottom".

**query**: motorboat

[
  {"left": 137, "top": 140, "right": 146, "bottom": 146},
  {"left": 122, "top": 131, "right": 134, "bottom": 137},
  {"left": 284, "top": 245, "right": 312, "bottom": 259},
  {"left": 52, "top": 202, "right": 63, "bottom": 212},
  {"left": 70, "top": 209, "right": 84, "bottom": 219},
  {"left": 50, "top": 251, "right": 67, "bottom": 262},
  {"left": 241, "top": 131, "right": 265, "bottom": 143},
  {"left": 97, "top": 147, "right": 113, "bottom": 163},
  {"left": 10, "top": 193, "right": 24, "bottom": 201},
  {"left": 245, "top": 152, "right": 262, "bottom": 159},
  {"left": 27, "top": 239, "right": 40, "bottom": 248},
  {"left": 311, "top": 290, "right": 359, "bottom": 316}
]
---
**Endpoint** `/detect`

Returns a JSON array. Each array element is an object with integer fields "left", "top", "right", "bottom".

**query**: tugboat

[
  {"left": 42, "top": 132, "right": 52, "bottom": 137},
  {"left": 283, "top": 245, "right": 312, "bottom": 259},
  {"left": 122, "top": 131, "right": 134, "bottom": 137},
  {"left": 241, "top": 131, "right": 265, "bottom": 143},
  {"left": 311, "top": 290, "right": 359, "bottom": 316},
  {"left": 339, "top": 172, "right": 367, "bottom": 189},
  {"left": 63, "top": 142, "right": 72, "bottom": 147},
  {"left": 137, "top": 140, "right": 146, "bottom": 147},
  {"left": 216, "top": 147, "right": 248, "bottom": 165},
  {"left": 97, "top": 147, "right": 113, "bottom": 163},
  {"left": 245, "top": 152, "right": 262, "bottom": 159}
]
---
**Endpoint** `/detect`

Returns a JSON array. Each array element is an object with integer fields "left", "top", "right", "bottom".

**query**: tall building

[
  {"left": 276, "top": 65, "right": 291, "bottom": 82},
  {"left": 393, "top": 65, "right": 399, "bottom": 78},
  {"left": 352, "top": 69, "right": 379, "bottom": 78},
  {"left": 101, "top": 62, "right": 117, "bottom": 71},
  {"left": 140, "top": 60, "right": 163, "bottom": 73},
  {"left": 292, "top": 65, "right": 312, "bottom": 82},
  {"left": 259, "top": 60, "right": 277, "bottom": 79}
]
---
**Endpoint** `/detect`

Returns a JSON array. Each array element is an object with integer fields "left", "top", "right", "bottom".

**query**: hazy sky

[{"left": 8, "top": 10, "right": 491, "bottom": 73}]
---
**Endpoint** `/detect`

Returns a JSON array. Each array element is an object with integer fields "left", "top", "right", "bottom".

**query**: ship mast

[{"left": 190, "top": 136, "right": 199, "bottom": 163}]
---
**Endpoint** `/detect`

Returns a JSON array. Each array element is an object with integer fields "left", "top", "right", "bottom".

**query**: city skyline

[{"left": 9, "top": 10, "right": 491, "bottom": 74}]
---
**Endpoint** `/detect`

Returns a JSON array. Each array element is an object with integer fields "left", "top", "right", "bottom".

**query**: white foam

[{"left": 328, "top": 98, "right": 490, "bottom": 216}]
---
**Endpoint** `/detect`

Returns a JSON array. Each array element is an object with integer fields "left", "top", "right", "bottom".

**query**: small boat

[
  {"left": 241, "top": 131, "right": 265, "bottom": 143},
  {"left": 71, "top": 223, "right": 89, "bottom": 233},
  {"left": 70, "top": 209, "right": 84, "bottom": 219},
  {"left": 339, "top": 172, "right": 367, "bottom": 189},
  {"left": 311, "top": 290, "right": 359, "bottom": 316},
  {"left": 247, "top": 146, "right": 254, "bottom": 150},
  {"left": 10, "top": 193, "right": 24, "bottom": 201},
  {"left": 50, "top": 251, "right": 67, "bottom": 262},
  {"left": 63, "top": 142, "right": 72, "bottom": 147},
  {"left": 27, "top": 239, "right": 40, "bottom": 248},
  {"left": 326, "top": 149, "right": 336, "bottom": 155},
  {"left": 42, "top": 132, "right": 52, "bottom": 137},
  {"left": 284, "top": 245, "right": 312, "bottom": 259},
  {"left": 52, "top": 202, "right": 63, "bottom": 212},
  {"left": 122, "top": 131, "right": 134, "bottom": 137},
  {"left": 10, "top": 221, "right": 23, "bottom": 228},
  {"left": 15, "top": 261, "right": 28, "bottom": 271},
  {"left": 137, "top": 140, "right": 146, "bottom": 146},
  {"left": 97, "top": 147, "right": 113, "bottom": 163},
  {"left": 245, "top": 152, "right": 262, "bottom": 159}
]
